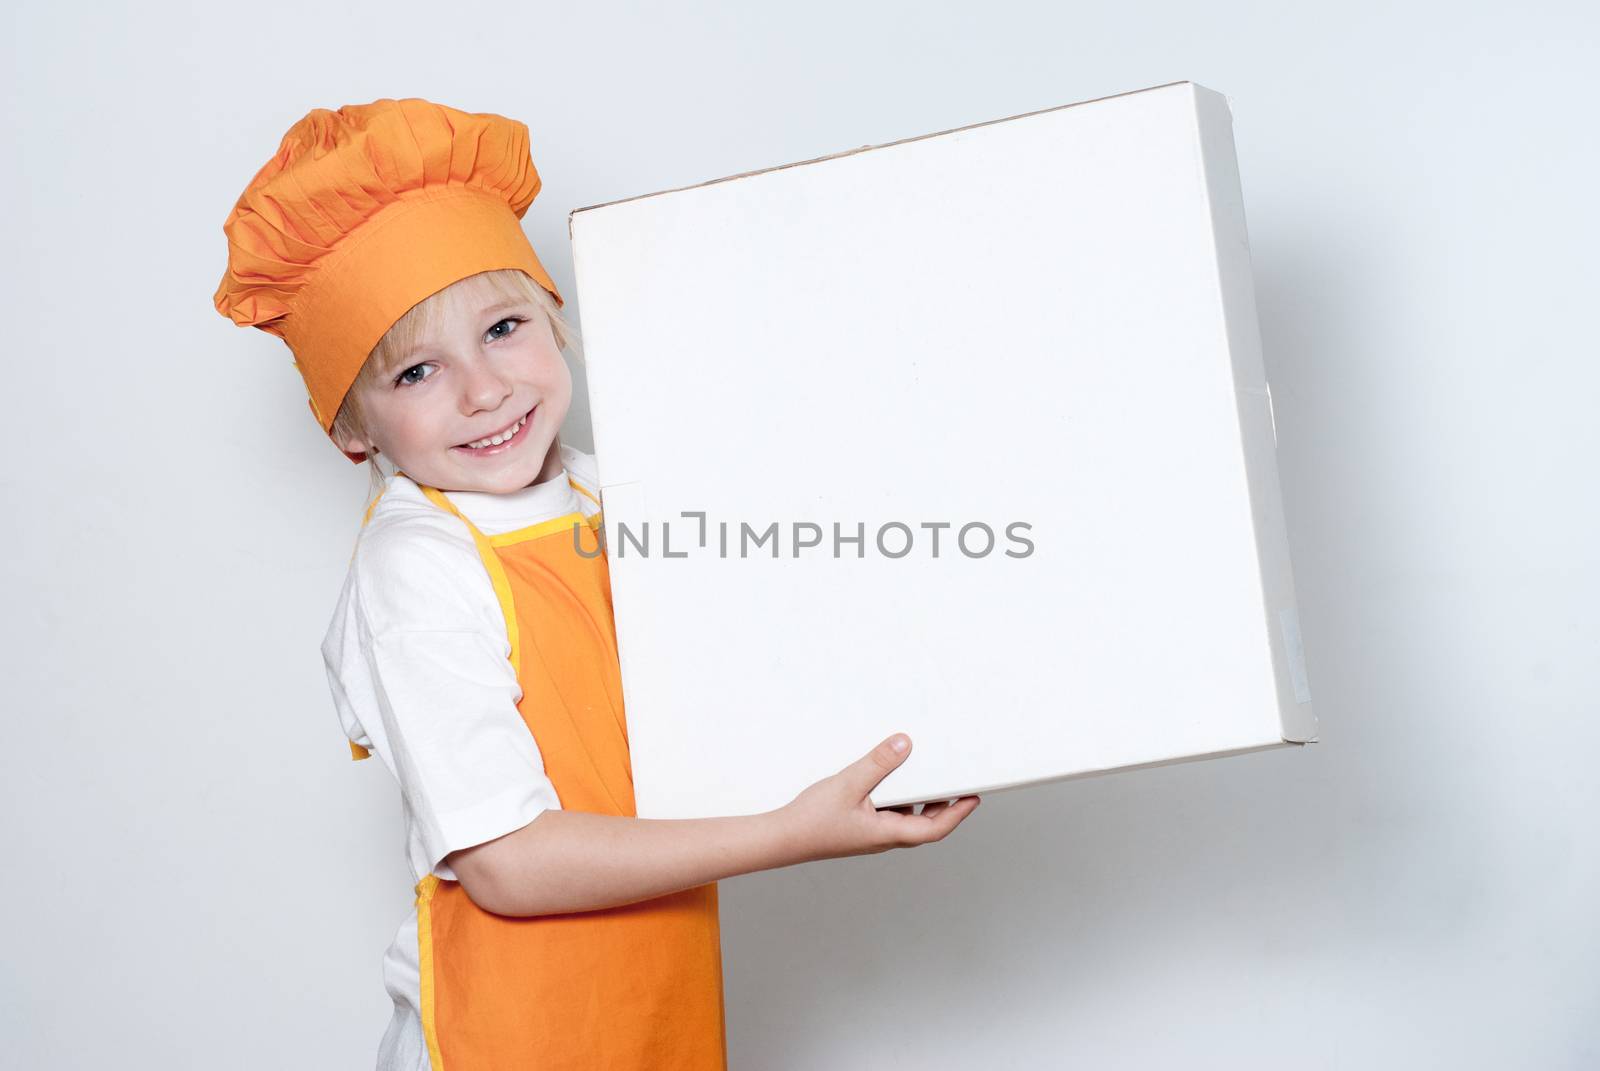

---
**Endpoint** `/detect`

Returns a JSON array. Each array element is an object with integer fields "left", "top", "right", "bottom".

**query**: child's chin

[{"left": 445, "top": 454, "right": 545, "bottom": 493}]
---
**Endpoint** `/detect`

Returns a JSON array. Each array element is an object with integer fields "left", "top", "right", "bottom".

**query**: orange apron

[{"left": 352, "top": 472, "right": 727, "bottom": 1070}]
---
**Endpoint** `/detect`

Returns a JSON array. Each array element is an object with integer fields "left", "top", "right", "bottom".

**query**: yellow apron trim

[
  {"left": 568, "top": 474, "right": 601, "bottom": 509},
  {"left": 361, "top": 484, "right": 389, "bottom": 527},
  {"left": 485, "top": 510, "right": 597, "bottom": 548},
  {"left": 415, "top": 874, "right": 446, "bottom": 1071},
  {"left": 417, "top": 485, "right": 524, "bottom": 670}
]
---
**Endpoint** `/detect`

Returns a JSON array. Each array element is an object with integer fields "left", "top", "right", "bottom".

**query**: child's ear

[{"left": 338, "top": 433, "right": 376, "bottom": 465}]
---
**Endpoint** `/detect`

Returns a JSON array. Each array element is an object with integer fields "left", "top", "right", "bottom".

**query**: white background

[{"left": 3, "top": 2, "right": 1595, "bottom": 1067}]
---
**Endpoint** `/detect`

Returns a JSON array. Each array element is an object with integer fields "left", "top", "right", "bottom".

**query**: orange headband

[{"left": 212, "top": 98, "right": 563, "bottom": 461}]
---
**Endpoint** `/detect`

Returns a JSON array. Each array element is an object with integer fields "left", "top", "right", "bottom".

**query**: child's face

[{"left": 340, "top": 291, "right": 572, "bottom": 493}]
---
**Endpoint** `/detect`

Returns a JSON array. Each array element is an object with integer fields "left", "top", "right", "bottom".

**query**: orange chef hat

[{"left": 213, "top": 97, "right": 564, "bottom": 461}]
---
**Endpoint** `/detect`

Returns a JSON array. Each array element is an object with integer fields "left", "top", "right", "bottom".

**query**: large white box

[{"left": 568, "top": 80, "right": 1317, "bottom": 819}]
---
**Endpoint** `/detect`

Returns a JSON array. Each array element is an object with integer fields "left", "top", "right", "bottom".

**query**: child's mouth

[{"left": 452, "top": 406, "right": 535, "bottom": 457}]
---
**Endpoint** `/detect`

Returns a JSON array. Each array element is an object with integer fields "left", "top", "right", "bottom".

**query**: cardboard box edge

[
  {"left": 566, "top": 79, "right": 1204, "bottom": 221},
  {"left": 1190, "top": 85, "right": 1320, "bottom": 747}
]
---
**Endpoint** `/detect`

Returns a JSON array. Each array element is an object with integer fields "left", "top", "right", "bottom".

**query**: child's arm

[{"left": 447, "top": 733, "right": 980, "bottom": 917}]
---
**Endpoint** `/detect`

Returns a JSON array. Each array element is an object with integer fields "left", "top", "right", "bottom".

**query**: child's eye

[
  {"left": 395, "top": 363, "right": 436, "bottom": 387},
  {"left": 485, "top": 317, "right": 524, "bottom": 342}
]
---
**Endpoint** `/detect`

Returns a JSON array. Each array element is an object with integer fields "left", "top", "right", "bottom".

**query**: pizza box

[{"left": 568, "top": 80, "right": 1317, "bottom": 818}]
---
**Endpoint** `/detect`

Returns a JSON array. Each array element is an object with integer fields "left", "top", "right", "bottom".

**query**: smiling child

[{"left": 213, "top": 97, "right": 980, "bottom": 1070}]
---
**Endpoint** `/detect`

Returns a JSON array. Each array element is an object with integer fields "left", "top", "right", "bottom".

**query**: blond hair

[{"left": 330, "top": 268, "right": 579, "bottom": 498}]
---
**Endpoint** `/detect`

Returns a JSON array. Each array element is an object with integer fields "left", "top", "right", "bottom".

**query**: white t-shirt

[{"left": 320, "top": 442, "right": 603, "bottom": 1068}]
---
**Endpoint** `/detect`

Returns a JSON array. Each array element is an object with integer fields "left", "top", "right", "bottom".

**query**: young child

[{"left": 213, "top": 97, "right": 981, "bottom": 1070}]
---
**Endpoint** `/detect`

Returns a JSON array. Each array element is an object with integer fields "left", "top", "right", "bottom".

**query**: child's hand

[{"left": 774, "top": 734, "right": 981, "bottom": 864}]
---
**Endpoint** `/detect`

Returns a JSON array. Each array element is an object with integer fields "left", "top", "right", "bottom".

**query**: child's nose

[{"left": 460, "top": 357, "right": 512, "bottom": 413}]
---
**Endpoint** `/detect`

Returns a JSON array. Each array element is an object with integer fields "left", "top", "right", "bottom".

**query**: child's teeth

[{"left": 467, "top": 414, "right": 526, "bottom": 449}]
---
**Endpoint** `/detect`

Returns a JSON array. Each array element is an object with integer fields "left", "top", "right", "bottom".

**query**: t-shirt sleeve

[{"left": 337, "top": 521, "right": 562, "bottom": 880}]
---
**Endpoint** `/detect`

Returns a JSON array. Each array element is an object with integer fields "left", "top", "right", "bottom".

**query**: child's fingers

[
  {"left": 904, "top": 795, "right": 980, "bottom": 843},
  {"left": 880, "top": 796, "right": 965, "bottom": 821}
]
